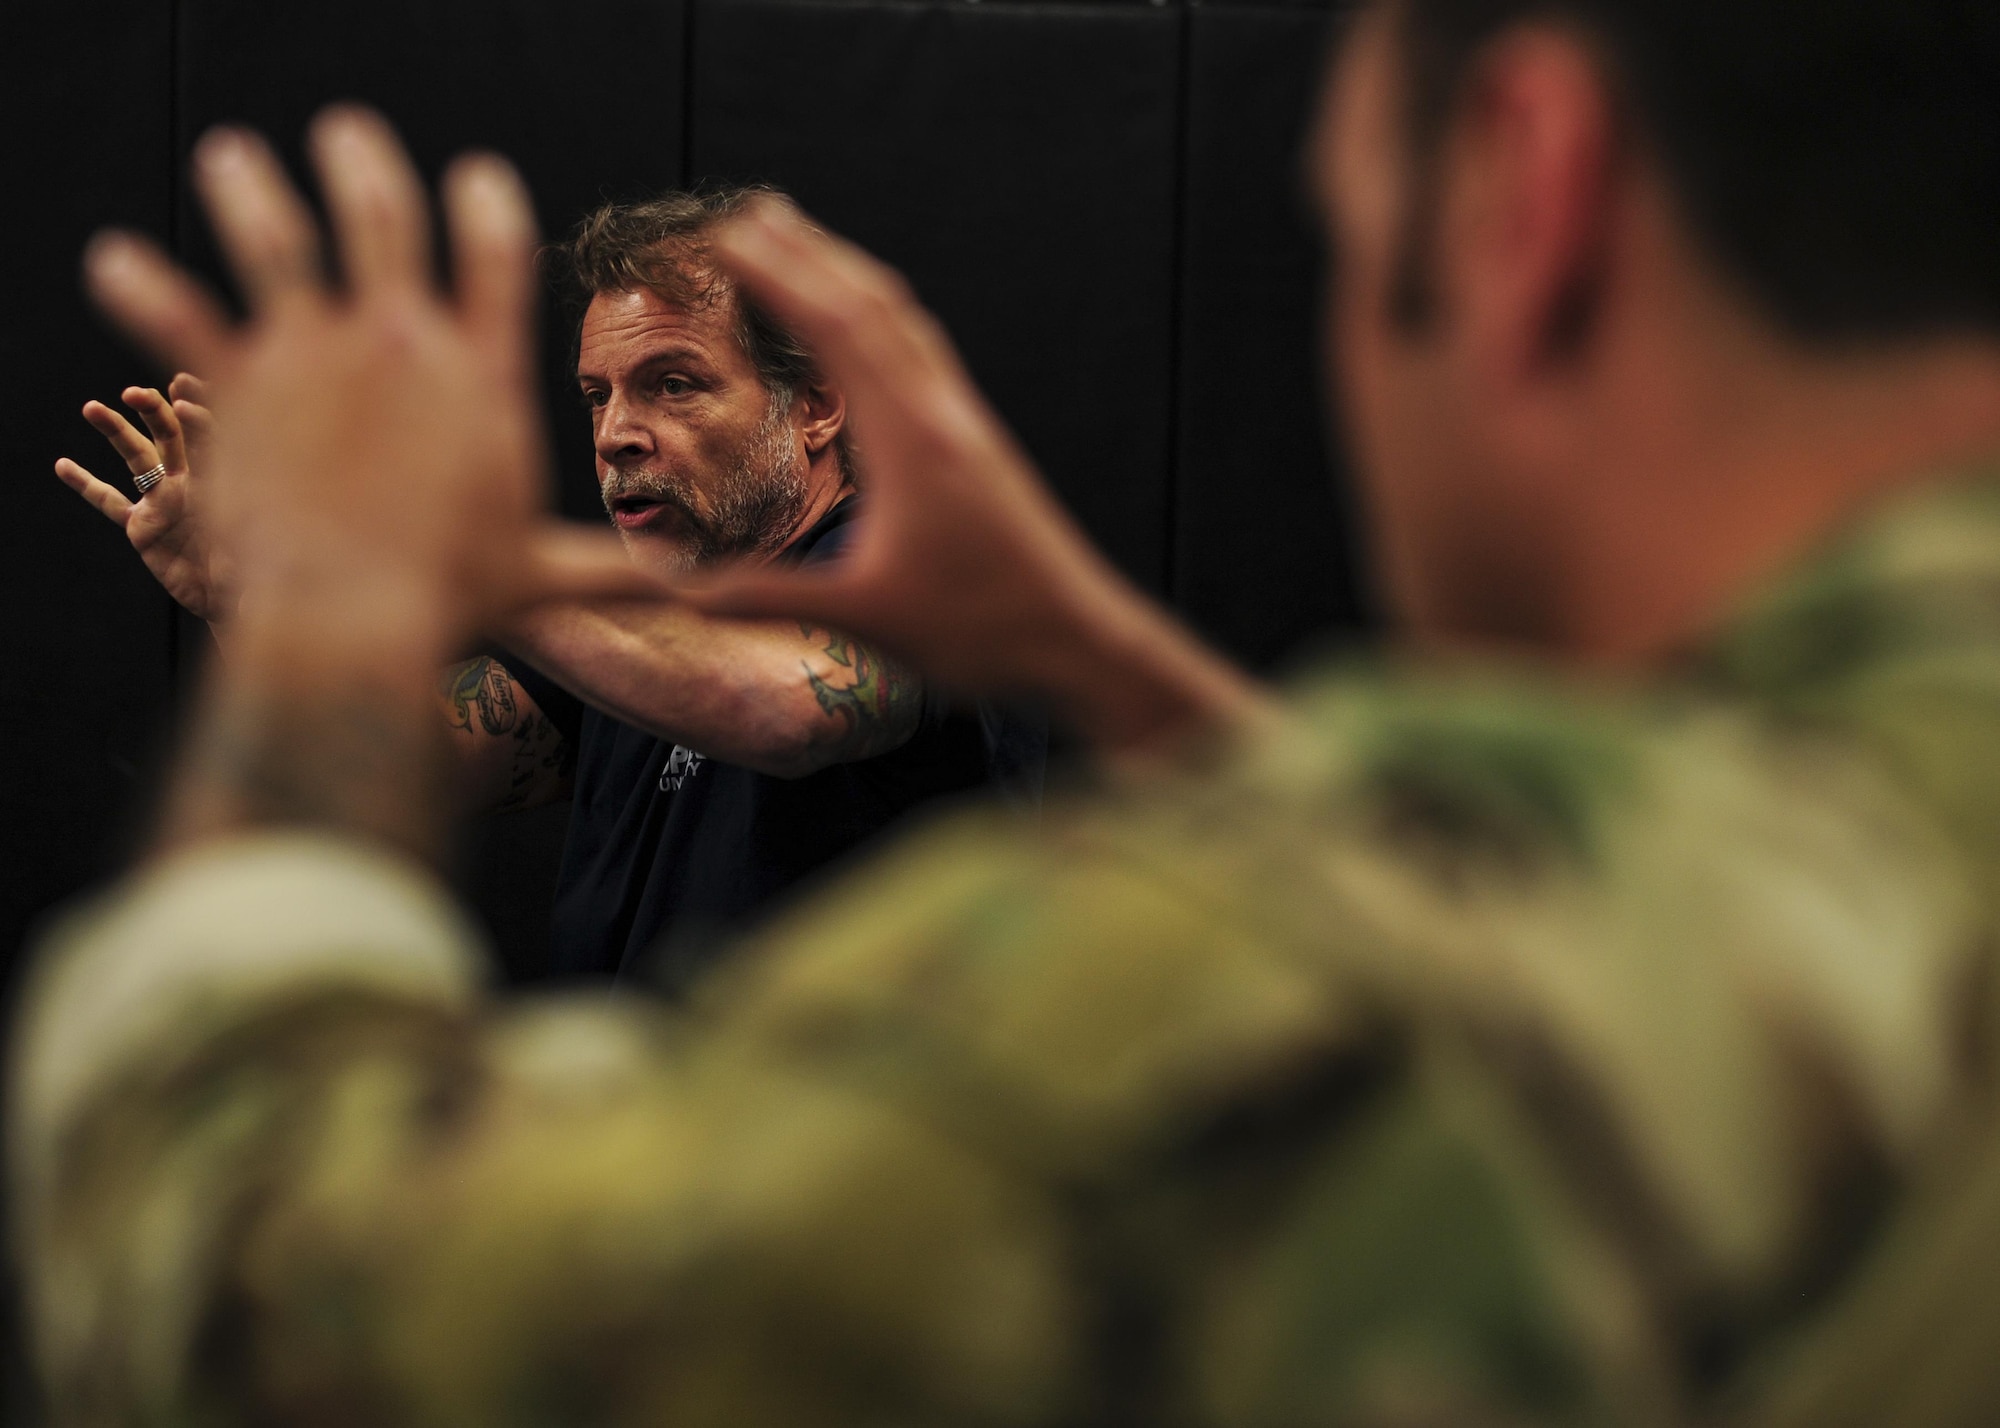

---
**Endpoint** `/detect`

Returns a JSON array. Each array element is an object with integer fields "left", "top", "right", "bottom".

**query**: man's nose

[{"left": 593, "top": 391, "right": 654, "bottom": 466}]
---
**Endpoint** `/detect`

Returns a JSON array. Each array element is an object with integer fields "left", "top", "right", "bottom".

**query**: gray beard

[{"left": 600, "top": 403, "right": 808, "bottom": 572}]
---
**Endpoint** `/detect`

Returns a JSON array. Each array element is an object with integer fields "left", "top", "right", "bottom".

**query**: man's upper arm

[{"left": 439, "top": 655, "right": 574, "bottom": 812}]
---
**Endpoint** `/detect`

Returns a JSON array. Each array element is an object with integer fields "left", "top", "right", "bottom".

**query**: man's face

[{"left": 578, "top": 283, "right": 808, "bottom": 573}]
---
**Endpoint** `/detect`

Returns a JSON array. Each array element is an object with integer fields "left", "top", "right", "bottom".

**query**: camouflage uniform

[{"left": 18, "top": 471, "right": 2000, "bottom": 1427}]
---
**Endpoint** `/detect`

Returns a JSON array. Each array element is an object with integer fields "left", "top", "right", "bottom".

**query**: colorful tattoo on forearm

[{"left": 800, "top": 625, "right": 922, "bottom": 762}]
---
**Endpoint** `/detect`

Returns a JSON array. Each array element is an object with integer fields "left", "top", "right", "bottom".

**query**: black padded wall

[
  {"left": 689, "top": 0, "right": 1184, "bottom": 592},
  {"left": 0, "top": 4, "right": 178, "bottom": 973}
]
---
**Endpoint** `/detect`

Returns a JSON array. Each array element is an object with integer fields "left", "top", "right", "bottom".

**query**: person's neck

[
  {"left": 1544, "top": 309, "right": 2000, "bottom": 670},
  {"left": 765, "top": 456, "right": 855, "bottom": 561}
]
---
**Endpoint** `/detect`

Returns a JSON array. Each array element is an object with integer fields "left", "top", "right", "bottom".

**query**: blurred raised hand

[
  {"left": 55, "top": 372, "right": 233, "bottom": 622},
  {"left": 692, "top": 199, "right": 1268, "bottom": 755},
  {"left": 81, "top": 108, "right": 655, "bottom": 653},
  {"left": 80, "top": 107, "right": 662, "bottom": 856}
]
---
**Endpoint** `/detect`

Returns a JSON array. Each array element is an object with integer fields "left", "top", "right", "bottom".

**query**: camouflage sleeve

[
  {"left": 9, "top": 834, "right": 1072, "bottom": 1427},
  {"left": 10, "top": 834, "right": 483, "bottom": 1420}
]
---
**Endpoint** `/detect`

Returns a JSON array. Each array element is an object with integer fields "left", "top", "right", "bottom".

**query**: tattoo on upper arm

[
  {"left": 799, "top": 624, "right": 923, "bottom": 763},
  {"left": 439, "top": 657, "right": 572, "bottom": 810},
  {"left": 495, "top": 707, "right": 570, "bottom": 812},
  {"left": 440, "top": 657, "right": 518, "bottom": 736}
]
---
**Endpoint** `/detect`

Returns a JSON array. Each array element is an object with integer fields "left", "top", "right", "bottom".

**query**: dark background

[{"left": 0, "top": 0, "right": 1365, "bottom": 1406}]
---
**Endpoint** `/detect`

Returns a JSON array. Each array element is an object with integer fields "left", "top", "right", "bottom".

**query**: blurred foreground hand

[
  {"left": 85, "top": 108, "right": 658, "bottom": 657},
  {"left": 80, "top": 107, "right": 667, "bottom": 858}
]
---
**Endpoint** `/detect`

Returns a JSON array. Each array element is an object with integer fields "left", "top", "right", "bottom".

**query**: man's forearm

[
  {"left": 504, "top": 599, "right": 920, "bottom": 776},
  {"left": 1019, "top": 563, "right": 1274, "bottom": 761}
]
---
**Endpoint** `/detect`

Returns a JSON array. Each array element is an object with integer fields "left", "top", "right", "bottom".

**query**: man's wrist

[
  {"left": 230, "top": 565, "right": 460, "bottom": 667},
  {"left": 1031, "top": 568, "right": 1267, "bottom": 757},
  {"left": 161, "top": 661, "right": 452, "bottom": 864},
  {"left": 159, "top": 568, "right": 464, "bottom": 863}
]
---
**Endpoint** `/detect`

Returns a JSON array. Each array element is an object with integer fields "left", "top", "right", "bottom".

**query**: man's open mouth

[{"left": 609, "top": 496, "right": 671, "bottom": 530}]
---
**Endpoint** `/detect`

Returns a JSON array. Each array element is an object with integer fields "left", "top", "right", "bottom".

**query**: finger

[
  {"left": 192, "top": 126, "right": 325, "bottom": 312},
  {"left": 173, "top": 398, "right": 216, "bottom": 452},
  {"left": 167, "top": 371, "right": 211, "bottom": 404},
  {"left": 711, "top": 200, "right": 970, "bottom": 413},
  {"left": 81, "top": 400, "right": 160, "bottom": 470},
  {"left": 442, "top": 153, "right": 537, "bottom": 378},
  {"left": 84, "top": 232, "right": 235, "bottom": 376},
  {"left": 123, "top": 386, "right": 189, "bottom": 473},
  {"left": 53, "top": 458, "right": 135, "bottom": 528},
  {"left": 513, "top": 524, "right": 678, "bottom": 606},
  {"left": 309, "top": 106, "right": 432, "bottom": 297}
]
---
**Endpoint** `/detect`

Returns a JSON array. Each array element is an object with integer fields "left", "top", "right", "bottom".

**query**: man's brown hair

[{"left": 553, "top": 184, "right": 826, "bottom": 409}]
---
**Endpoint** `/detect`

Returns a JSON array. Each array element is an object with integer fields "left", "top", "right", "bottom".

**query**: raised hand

[
  {"left": 81, "top": 108, "right": 655, "bottom": 651},
  {"left": 694, "top": 200, "right": 1266, "bottom": 755},
  {"left": 55, "top": 374, "right": 232, "bottom": 622},
  {"left": 79, "top": 106, "right": 661, "bottom": 857}
]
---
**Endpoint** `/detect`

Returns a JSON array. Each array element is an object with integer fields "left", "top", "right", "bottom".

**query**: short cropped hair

[
  {"left": 1390, "top": 0, "right": 2000, "bottom": 343},
  {"left": 552, "top": 185, "right": 823, "bottom": 406}
]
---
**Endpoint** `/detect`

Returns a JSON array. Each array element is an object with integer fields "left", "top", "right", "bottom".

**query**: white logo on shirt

[{"left": 659, "top": 745, "right": 707, "bottom": 793}]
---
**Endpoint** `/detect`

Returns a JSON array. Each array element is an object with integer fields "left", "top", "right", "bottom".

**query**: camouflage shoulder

[
  {"left": 1703, "top": 466, "right": 2000, "bottom": 878},
  {"left": 25, "top": 976, "right": 1078, "bottom": 1428},
  {"left": 1707, "top": 466, "right": 2000, "bottom": 699}
]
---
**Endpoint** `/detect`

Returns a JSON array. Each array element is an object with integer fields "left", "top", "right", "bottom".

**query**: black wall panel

[
  {"left": 689, "top": 0, "right": 1183, "bottom": 593},
  {"left": 0, "top": 5, "right": 177, "bottom": 970},
  {"left": 1174, "top": 2, "right": 1373, "bottom": 671}
]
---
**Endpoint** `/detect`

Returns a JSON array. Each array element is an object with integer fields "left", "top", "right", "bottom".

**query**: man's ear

[
  {"left": 798, "top": 381, "right": 847, "bottom": 457},
  {"left": 1438, "top": 26, "right": 1619, "bottom": 385}
]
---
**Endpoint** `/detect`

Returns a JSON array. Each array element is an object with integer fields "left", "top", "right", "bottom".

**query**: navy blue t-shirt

[{"left": 508, "top": 498, "right": 1005, "bottom": 990}]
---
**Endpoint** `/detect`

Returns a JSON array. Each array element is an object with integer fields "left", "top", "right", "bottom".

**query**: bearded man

[{"left": 54, "top": 186, "right": 1012, "bottom": 987}]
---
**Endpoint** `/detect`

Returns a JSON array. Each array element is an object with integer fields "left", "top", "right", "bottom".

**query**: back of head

[{"left": 1396, "top": 0, "right": 2000, "bottom": 345}]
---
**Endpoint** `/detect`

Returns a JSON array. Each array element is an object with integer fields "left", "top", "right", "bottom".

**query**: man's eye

[
  {"left": 659, "top": 376, "right": 692, "bottom": 396},
  {"left": 579, "top": 389, "right": 607, "bottom": 410}
]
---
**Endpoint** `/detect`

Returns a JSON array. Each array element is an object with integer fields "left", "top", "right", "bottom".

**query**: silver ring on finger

[{"left": 133, "top": 463, "right": 167, "bottom": 495}]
